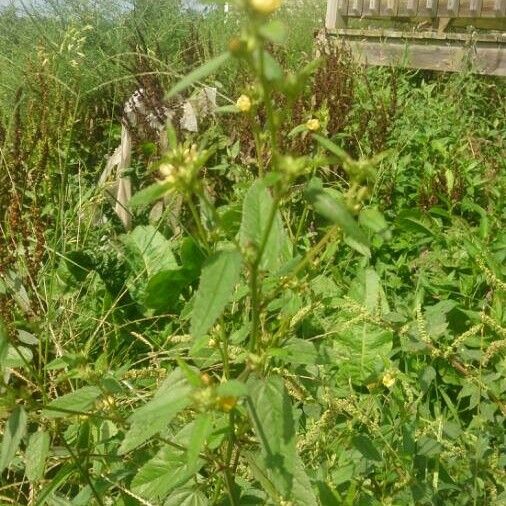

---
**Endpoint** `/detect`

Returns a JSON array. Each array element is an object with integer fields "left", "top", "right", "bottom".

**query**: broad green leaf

[
  {"left": 187, "top": 413, "right": 212, "bottom": 471},
  {"left": 4, "top": 344, "right": 33, "bottom": 369},
  {"left": 123, "top": 225, "right": 178, "bottom": 277},
  {"left": 190, "top": 249, "right": 242, "bottom": 344},
  {"left": 351, "top": 435, "right": 382, "bottom": 461},
  {"left": 332, "top": 324, "right": 392, "bottom": 383},
  {"left": 164, "top": 486, "right": 209, "bottom": 506},
  {"left": 273, "top": 338, "right": 318, "bottom": 365},
  {"left": 359, "top": 208, "right": 390, "bottom": 238},
  {"left": 120, "top": 368, "right": 193, "bottom": 454},
  {"left": 131, "top": 445, "right": 198, "bottom": 501},
  {"left": 247, "top": 375, "right": 296, "bottom": 495},
  {"left": 143, "top": 269, "right": 189, "bottom": 311},
  {"left": 305, "top": 178, "right": 370, "bottom": 257},
  {"left": 25, "top": 430, "right": 50, "bottom": 482},
  {"left": 348, "top": 268, "right": 390, "bottom": 315},
  {"left": 123, "top": 226, "right": 182, "bottom": 310},
  {"left": 0, "top": 406, "right": 27, "bottom": 473},
  {"left": 119, "top": 417, "right": 168, "bottom": 455},
  {"left": 290, "top": 454, "right": 318, "bottom": 506},
  {"left": 43, "top": 386, "right": 101, "bottom": 418},
  {"left": 166, "top": 52, "right": 230, "bottom": 99},
  {"left": 130, "top": 181, "right": 172, "bottom": 209},
  {"left": 240, "top": 180, "right": 292, "bottom": 272}
]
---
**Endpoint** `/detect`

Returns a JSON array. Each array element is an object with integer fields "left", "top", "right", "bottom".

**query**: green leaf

[
  {"left": 259, "top": 20, "right": 288, "bottom": 44},
  {"left": 348, "top": 268, "right": 390, "bottom": 315},
  {"left": 130, "top": 181, "right": 172, "bottom": 209},
  {"left": 164, "top": 486, "right": 209, "bottom": 506},
  {"left": 332, "top": 324, "right": 392, "bottom": 383},
  {"left": 352, "top": 435, "right": 382, "bottom": 461},
  {"left": 131, "top": 445, "right": 197, "bottom": 501},
  {"left": 143, "top": 269, "right": 189, "bottom": 311},
  {"left": 240, "top": 180, "right": 292, "bottom": 272},
  {"left": 305, "top": 178, "right": 370, "bottom": 257},
  {"left": 0, "top": 406, "right": 27, "bottom": 473},
  {"left": 4, "top": 345, "right": 33, "bottom": 369},
  {"left": 123, "top": 225, "right": 179, "bottom": 277},
  {"left": 247, "top": 375, "right": 296, "bottom": 495},
  {"left": 190, "top": 249, "right": 242, "bottom": 345},
  {"left": 187, "top": 413, "right": 212, "bottom": 471},
  {"left": 216, "top": 379, "right": 249, "bottom": 398},
  {"left": 291, "top": 454, "right": 318, "bottom": 505},
  {"left": 359, "top": 208, "right": 391, "bottom": 239},
  {"left": 120, "top": 368, "right": 192, "bottom": 454},
  {"left": 25, "top": 430, "right": 50, "bottom": 482},
  {"left": 274, "top": 338, "right": 318, "bottom": 365},
  {"left": 259, "top": 51, "right": 283, "bottom": 82},
  {"left": 166, "top": 52, "right": 230, "bottom": 99},
  {"left": 43, "top": 386, "right": 101, "bottom": 418}
]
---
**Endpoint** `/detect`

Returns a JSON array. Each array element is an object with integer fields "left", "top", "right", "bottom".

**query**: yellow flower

[
  {"left": 306, "top": 118, "right": 320, "bottom": 131},
  {"left": 382, "top": 371, "right": 396, "bottom": 389},
  {"left": 250, "top": 0, "right": 282, "bottom": 14},
  {"left": 236, "top": 94, "right": 252, "bottom": 113},
  {"left": 216, "top": 396, "right": 237, "bottom": 413},
  {"left": 159, "top": 163, "right": 176, "bottom": 183}
]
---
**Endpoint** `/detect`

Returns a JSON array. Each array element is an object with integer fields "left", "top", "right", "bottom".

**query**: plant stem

[{"left": 187, "top": 195, "right": 209, "bottom": 250}]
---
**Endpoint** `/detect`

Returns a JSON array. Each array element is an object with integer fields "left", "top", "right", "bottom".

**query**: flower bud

[
  {"left": 250, "top": 0, "right": 282, "bottom": 14},
  {"left": 306, "top": 118, "right": 320, "bottom": 132},
  {"left": 236, "top": 94, "right": 252, "bottom": 113}
]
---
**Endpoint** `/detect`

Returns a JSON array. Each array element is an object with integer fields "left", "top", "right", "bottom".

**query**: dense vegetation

[{"left": 1, "top": 1, "right": 505, "bottom": 504}]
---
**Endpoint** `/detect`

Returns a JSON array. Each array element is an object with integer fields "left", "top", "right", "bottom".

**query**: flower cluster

[{"left": 157, "top": 143, "right": 209, "bottom": 193}]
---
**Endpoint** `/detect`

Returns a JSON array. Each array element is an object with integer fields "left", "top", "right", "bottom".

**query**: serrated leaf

[
  {"left": 278, "top": 338, "right": 318, "bottom": 365},
  {"left": 131, "top": 445, "right": 197, "bottom": 501},
  {"left": 120, "top": 368, "right": 193, "bottom": 454},
  {"left": 123, "top": 225, "right": 179, "bottom": 277},
  {"left": 305, "top": 178, "right": 370, "bottom": 257},
  {"left": 4, "top": 345, "right": 33, "bottom": 369},
  {"left": 351, "top": 435, "right": 382, "bottom": 461},
  {"left": 43, "top": 386, "right": 101, "bottom": 418},
  {"left": 0, "top": 406, "right": 27, "bottom": 473},
  {"left": 359, "top": 208, "right": 390, "bottom": 238},
  {"left": 291, "top": 454, "right": 318, "bottom": 506},
  {"left": 190, "top": 249, "right": 242, "bottom": 345},
  {"left": 164, "top": 486, "right": 209, "bottom": 506},
  {"left": 332, "top": 324, "right": 392, "bottom": 383},
  {"left": 25, "top": 430, "right": 50, "bottom": 482},
  {"left": 240, "top": 180, "right": 292, "bottom": 272},
  {"left": 143, "top": 269, "right": 189, "bottom": 311},
  {"left": 187, "top": 413, "right": 212, "bottom": 471},
  {"left": 247, "top": 375, "right": 295, "bottom": 495}
]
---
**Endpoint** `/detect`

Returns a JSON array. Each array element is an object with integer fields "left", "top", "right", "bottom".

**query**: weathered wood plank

[
  {"left": 334, "top": 0, "right": 506, "bottom": 16},
  {"left": 326, "top": 0, "right": 339, "bottom": 29},
  {"left": 349, "top": 0, "right": 364, "bottom": 16},
  {"left": 381, "top": 0, "right": 399, "bottom": 16},
  {"left": 364, "top": 0, "right": 381, "bottom": 16},
  {"left": 332, "top": 35, "right": 506, "bottom": 75}
]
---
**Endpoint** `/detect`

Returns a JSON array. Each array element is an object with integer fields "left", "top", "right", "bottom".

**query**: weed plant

[{"left": 0, "top": 0, "right": 505, "bottom": 505}]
